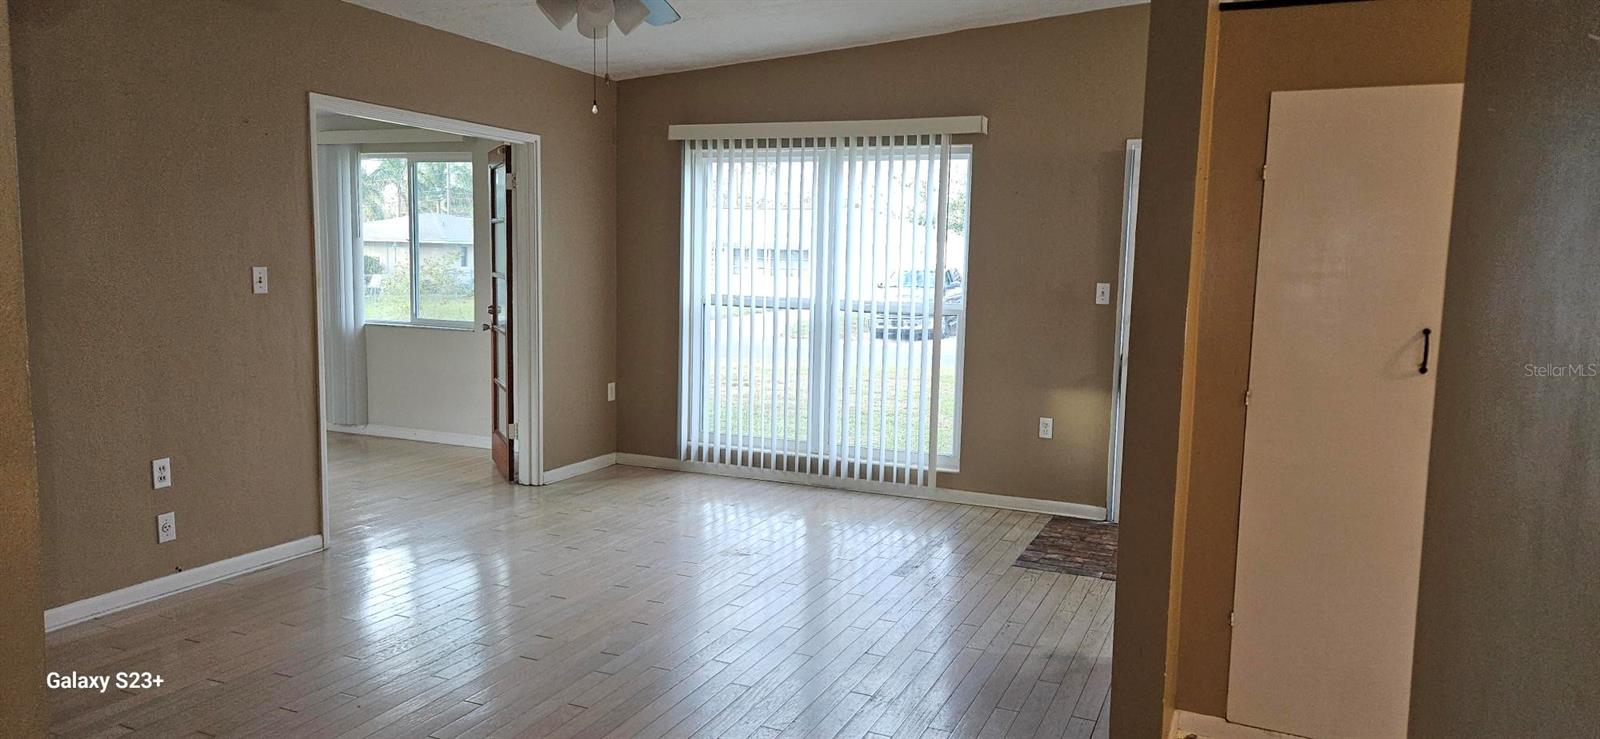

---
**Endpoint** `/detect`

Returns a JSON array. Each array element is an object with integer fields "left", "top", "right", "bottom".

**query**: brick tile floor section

[{"left": 1014, "top": 516, "right": 1118, "bottom": 580}]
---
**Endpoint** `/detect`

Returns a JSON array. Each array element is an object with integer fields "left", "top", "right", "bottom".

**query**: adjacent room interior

[
  {"left": 317, "top": 112, "right": 494, "bottom": 449},
  {"left": 1, "top": 1, "right": 1594, "bottom": 738},
  {"left": 313, "top": 102, "right": 542, "bottom": 489}
]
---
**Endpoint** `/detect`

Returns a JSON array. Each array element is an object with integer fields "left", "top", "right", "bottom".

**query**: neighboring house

[{"left": 361, "top": 212, "right": 473, "bottom": 295}]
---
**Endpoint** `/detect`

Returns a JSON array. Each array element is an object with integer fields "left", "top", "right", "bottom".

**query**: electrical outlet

[
  {"left": 152, "top": 457, "right": 172, "bottom": 489},
  {"left": 157, "top": 512, "right": 177, "bottom": 544},
  {"left": 252, "top": 266, "right": 269, "bottom": 294},
  {"left": 607, "top": 382, "right": 616, "bottom": 402},
  {"left": 1038, "top": 417, "right": 1054, "bottom": 439},
  {"left": 1095, "top": 282, "right": 1112, "bottom": 305}
]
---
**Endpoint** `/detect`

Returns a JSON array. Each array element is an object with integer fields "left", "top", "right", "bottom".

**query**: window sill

[{"left": 363, "top": 321, "right": 478, "bottom": 333}]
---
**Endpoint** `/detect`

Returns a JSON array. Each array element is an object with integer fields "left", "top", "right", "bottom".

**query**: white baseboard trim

[
  {"left": 330, "top": 424, "right": 491, "bottom": 450},
  {"left": 1171, "top": 710, "right": 1309, "bottom": 739},
  {"left": 543, "top": 453, "right": 619, "bottom": 484},
  {"left": 44, "top": 534, "right": 325, "bottom": 632},
  {"left": 614, "top": 453, "right": 1107, "bottom": 520}
]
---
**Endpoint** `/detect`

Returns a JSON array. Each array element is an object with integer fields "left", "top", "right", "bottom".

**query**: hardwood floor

[{"left": 46, "top": 434, "right": 1114, "bottom": 738}]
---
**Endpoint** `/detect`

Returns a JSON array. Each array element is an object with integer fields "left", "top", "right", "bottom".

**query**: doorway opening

[{"left": 307, "top": 94, "right": 545, "bottom": 543}]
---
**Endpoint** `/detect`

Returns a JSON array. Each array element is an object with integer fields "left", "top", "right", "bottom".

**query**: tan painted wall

[
  {"left": 0, "top": 0, "right": 49, "bottom": 731},
  {"left": 1410, "top": 1, "right": 1600, "bottom": 734},
  {"left": 1108, "top": 1, "right": 1217, "bottom": 736},
  {"left": 11, "top": 0, "right": 617, "bottom": 608},
  {"left": 614, "top": 6, "right": 1149, "bottom": 506},
  {"left": 1175, "top": 0, "right": 1469, "bottom": 715}
]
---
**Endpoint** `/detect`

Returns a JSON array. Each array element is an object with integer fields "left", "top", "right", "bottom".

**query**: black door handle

[{"left": 1419, "top": 328, "right": 1433, "bottom": 375}]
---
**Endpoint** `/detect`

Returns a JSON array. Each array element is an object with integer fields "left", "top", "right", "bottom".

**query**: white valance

[{"left": 667, "top": 116, "right": 987, "bottom": 141}]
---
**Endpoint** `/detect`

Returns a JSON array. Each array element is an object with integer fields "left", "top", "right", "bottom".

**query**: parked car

[{"left": 873, "top": 268, "right": 965, "bottom": 338}]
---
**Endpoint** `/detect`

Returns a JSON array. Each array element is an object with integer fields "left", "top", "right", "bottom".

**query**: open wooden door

[{"left": 486, "top": 145, "right": 515, "bottom": 482}]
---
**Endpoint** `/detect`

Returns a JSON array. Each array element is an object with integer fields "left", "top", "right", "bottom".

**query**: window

[
  {"left": 679, "top": 136, "right": 972, "bottom": 483},
  {"left": 359, "top": 154, "right": 474, "bottom": 326}
]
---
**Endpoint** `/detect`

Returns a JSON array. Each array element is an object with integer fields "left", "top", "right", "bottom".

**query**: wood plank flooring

[{"left": 46, "top": 434, "right": 1114, "bottom": 738}]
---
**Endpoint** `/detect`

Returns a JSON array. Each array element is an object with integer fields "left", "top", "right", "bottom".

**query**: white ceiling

[{"left": 343, "top": 0, "right": 1146, "bottom": 80}]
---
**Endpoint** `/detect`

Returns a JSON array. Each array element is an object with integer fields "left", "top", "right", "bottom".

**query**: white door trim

[
  {"left": 1105, "top": 138, "right": 1141, "bottom": 524},
  {"left": 308, "top": 93, "right": 546, "bottom": 545}
]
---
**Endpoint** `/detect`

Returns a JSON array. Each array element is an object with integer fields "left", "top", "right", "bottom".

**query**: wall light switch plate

[
  {"left": 607, "top": 382, "right": 617, "bottom": 402},
  {"left": 252, "top": 266, "right": 269, "bottom": 294},
  {"left": 152, "top": 457, "right": 172, "bottom": 489},
  {"left": 1095, "top": 283, "right": 1112, "bottom": 305},
  {"left": 1039, "top": 417, "right": 1055, "bottom": 439},
  {"left": 157, "top": 512, "right": 177, "bottom": 544}
]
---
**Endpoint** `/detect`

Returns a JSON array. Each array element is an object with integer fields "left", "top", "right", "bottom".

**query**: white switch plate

[
  {"left": 1039, "top": 417, "right": 1054, "bottom": 439},
  {"left": 157, "top": 512, "right": 177, "bottom": 544},
  {"left": 607, "top": 382, "right": 617, "bottom": 402},
  {"left": 1095, "top": 283, "right": 1112, "bottom": 305},
  {"left": 151, "top": 457, "right": 172, "bottom": 489},
  {"left": 252, "top": 266, "right": 269, "bottom": 294}
]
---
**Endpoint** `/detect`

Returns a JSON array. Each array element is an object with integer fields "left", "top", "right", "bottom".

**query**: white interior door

[{"left": 1228, "top": 84, "right": 1462, "bottom": 739}]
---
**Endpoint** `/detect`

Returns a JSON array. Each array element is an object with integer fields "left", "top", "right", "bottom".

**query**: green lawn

[
  {"left": 364, "top": 258, "right": 475, "bottom": 324},
  {"left": 704, "top": 361, "right": 957, "bottom": 458}
]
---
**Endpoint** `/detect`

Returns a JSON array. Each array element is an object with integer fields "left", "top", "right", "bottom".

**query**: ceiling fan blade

[
  {"left": 613, "top": 0, "right": 649, "bottom": 34},
  {"left": 575, "top": 0, "right": 613, "bottom": 38},
  {"left": 536, "top": 0, "right": 577, "bottom": 29},
  {"left": 640, "top": 0, "right": 681, "bottom": 26}
]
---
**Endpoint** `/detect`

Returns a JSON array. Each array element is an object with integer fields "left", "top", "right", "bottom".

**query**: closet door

[{"left": 1229, "top": 84, "right": 1462, "bottom": 739}]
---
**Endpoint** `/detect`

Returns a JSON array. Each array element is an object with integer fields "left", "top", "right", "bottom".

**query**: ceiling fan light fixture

[
  {"left": 535, "top": 0, "right": 577, "bottom": 30},
  {"left": 613, "top": 0, "right": 649, "bottom": 35},
  {"left": 536, "top": 0, "right": 678, "bottom": 112},
  {"left": 575, "top": 0, "right": 615, "bottom": 39}
]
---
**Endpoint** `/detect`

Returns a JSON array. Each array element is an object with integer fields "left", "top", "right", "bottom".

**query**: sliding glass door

[{"left": 679, "top": 135, "right": 971, "bottom": 486}]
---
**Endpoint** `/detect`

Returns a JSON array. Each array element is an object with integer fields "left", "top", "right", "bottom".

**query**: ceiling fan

[{"left": 536, "top": 0, "right": 681, "bottom": 38}]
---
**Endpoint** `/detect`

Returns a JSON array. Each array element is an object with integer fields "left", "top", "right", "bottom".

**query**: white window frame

[
  {"left": 681, "top": 143, "right": 972, "bottom": 473},
  {"left": 940, "top": 145, "right": 971, "bottom": 471},
  {"left": 359, "top": 151, "right": 475, "bottom": 330}
]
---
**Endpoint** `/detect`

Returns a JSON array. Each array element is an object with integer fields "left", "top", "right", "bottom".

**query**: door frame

[
  {"left": 307, "top": 93, "right": 546, "bottom": 544},
  {"left": 1105, "top": 138, "right": 1141, "bottom": 523}
]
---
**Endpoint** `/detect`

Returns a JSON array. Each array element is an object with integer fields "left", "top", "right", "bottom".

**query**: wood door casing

[
  {"left": 1227, "top": 84, "right": 1462, "bottom": 739},
  {"left": 488, "top": 145, "right": 514, "bottom": 482}
]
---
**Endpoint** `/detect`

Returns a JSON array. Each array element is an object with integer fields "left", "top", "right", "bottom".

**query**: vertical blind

[
  {"left": 316, "top": 143, "right": 368, "bottom": 427},
  {"left": 679, "top": 134, "right": 967, "bottom": 488}
]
